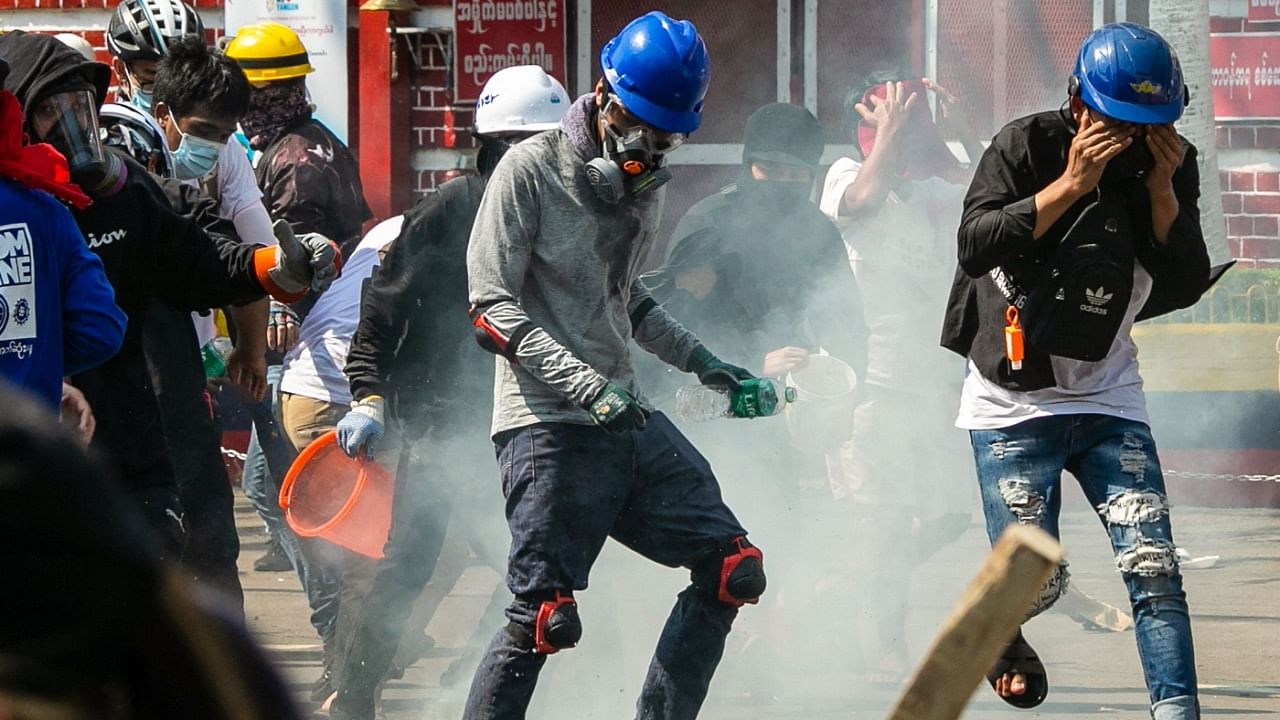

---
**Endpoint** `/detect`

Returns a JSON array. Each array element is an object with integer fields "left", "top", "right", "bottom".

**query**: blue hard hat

[
  {"left": 1072, "top": 22, "right": 1185, "bottom": 124},
  {"left": 600, "top": 11, "right": 710, "bottom": 134}
]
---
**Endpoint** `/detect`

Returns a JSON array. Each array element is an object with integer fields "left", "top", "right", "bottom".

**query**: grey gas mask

[{"left": 586, "top": 94, "right": 682, "bottom": 205}]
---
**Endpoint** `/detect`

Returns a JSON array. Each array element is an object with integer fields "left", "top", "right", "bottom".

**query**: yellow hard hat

[{"left": 225, "top": 22, "right": 314, "bottom": 86}]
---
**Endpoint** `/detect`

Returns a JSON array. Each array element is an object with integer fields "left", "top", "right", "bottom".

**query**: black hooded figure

[
  {"left": 0, "top": 29, "right": 122, "bottom": 193},
  {"left": 643, "top": 102, "right": 868, "bottom": 392},
  {"left": 0, "top": 31, "right": 296, "bottom": 558},
  {"left": 635, "top": 103, "right": 872, "bottom": 695}
]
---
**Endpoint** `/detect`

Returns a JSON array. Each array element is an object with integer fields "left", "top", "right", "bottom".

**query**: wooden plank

[{"left": 884, "top": 525, "right": 1063, "bottom": 720}]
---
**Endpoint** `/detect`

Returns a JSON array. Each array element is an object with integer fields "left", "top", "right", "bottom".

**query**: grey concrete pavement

[{"left": 235, "top": 494, "right": 1280, "bottom": 719}]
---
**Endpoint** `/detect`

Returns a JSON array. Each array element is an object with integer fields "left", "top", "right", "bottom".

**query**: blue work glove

[
  {"left": 687, "top": 345, "right": 756, "bottom": 392},
  {"left": 337, "top": 396, "right": 385, "bottom": 459},
  {"left": 587, "top": 382, "right": 649, "bottom": 433}
]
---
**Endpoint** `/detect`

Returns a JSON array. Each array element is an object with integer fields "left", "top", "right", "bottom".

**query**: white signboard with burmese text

[{"left": 225, "top": 0, "right": 349, "bottom": 142}]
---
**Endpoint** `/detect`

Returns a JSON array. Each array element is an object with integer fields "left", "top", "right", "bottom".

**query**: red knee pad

[
  {"left": 719, "top": 537, "right": 766, "bottom": 607},
  {"left": 534, "top": 591, "right": 581, "bottom": 654}
]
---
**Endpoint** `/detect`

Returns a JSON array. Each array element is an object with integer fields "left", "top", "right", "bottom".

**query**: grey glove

[{"left": 270, "top": 219, "right": 341, "bottom": 295}]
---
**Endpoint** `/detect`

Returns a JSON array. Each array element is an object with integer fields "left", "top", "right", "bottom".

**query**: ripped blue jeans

[{"left": 970, "top": 415, "right": 1198, "bottom": 720}]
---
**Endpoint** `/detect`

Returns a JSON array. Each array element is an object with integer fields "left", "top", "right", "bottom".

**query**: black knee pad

[
  {"left": 515, "top": 591, "right": 581, "bottom": 654},
  {"left": 715, "top": 537, "right": 766, "bottom": 607}
]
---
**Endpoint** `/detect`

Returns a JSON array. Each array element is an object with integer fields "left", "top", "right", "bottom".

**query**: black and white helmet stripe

[
  {"left": 107, "top": 0, "right": 204, "bottom": 62},
  {"left": 99, "top": 101, "right": 174, "bottom": 178}
]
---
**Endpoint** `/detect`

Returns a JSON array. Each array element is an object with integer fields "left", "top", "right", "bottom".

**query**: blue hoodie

[{"left": 0, "top": 178, "right": 126, "bottom": 407}]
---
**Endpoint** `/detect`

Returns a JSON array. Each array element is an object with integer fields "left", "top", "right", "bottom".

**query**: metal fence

[{"left": 1154, "top": 283, "right": 1280, "bottom": 324}]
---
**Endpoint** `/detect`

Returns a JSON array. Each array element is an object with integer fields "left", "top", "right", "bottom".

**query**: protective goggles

[
  {"left": 28, "top": 90, "right": 103, "bottom": 170},
  {"left": 602, "top": 94, "right": 686, "bottom": 154}
]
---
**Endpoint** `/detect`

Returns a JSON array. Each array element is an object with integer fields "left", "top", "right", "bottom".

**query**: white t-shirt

[
  {"left": 279, "top": 216, "right": 404, "bottom": 405},
  {"left": 956, "top": 263, "right": 1155, "bottom": 430},
  {"left": 819, "top": 157, "right": 966, "bottom": 394},
  {"left": 213, "top": 140, "right": 264, "bottom": 223},
  {"left": 189, "top": 141, "right": 275, "bottom": 347}
]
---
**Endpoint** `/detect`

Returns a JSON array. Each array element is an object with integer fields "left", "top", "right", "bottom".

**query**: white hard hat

[
  {"left": 55, "top": 33, "right": 97, "bottom": 61},
  {"left": 474, "top": 65, "right": 570, "bottom": 136}
]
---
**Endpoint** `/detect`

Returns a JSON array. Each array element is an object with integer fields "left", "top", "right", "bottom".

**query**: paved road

[{"left": 238, "top": 495, "right": 1280, "bottom": 719}]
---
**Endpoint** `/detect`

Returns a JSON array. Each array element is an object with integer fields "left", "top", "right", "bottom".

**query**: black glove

[
  {"left": 687, "top": 345, "right": 755, "bottom": 392},
  {"left": 587, "top": 382, "right": 649, "bottom": 433}
]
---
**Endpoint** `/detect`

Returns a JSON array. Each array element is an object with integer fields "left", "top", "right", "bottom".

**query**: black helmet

[
  {"left": 100, "top": 101, "right": 173, "bottom": 177},
  {"left": 107, "top": 0, "right": 204, "bottom": 63}
]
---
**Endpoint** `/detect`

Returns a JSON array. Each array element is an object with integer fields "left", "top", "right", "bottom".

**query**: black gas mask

[
  {"left": 476, "top": 134, "right": 512, "bottom": 178},
  {"left": 736, "top": 159, "right": 814, "bottom": 212},
  {"left": 28, "top": 90, "right": 125, "bottom": 196},
  {"left": 586, "top": 94, "right": 681, "bottom": 205}
]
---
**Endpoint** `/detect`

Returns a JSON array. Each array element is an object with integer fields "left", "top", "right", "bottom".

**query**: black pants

[
  {"left": 331, "top": 435, "right": 457, "bottom": 714},
  {"left": 144, "top": 303, "right": 242, "bottom": 611},
  {"left": 161, "top": 385, "right": 244, "bottom": 611},
  {"left": 463, "top": 413, "right": 755, "bottom": 720}
]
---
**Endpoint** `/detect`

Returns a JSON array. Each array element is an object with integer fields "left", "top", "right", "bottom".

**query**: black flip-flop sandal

[{"left": 986, "top": 629, "right": 1048, "bottom": 709}]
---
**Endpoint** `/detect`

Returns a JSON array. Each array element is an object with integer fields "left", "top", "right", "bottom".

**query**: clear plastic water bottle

[
  {"left": 201, "top": 336, "right": 233, "bottom": 379},
  {"left": 675, "top": 378, "right": 796, "bottom": 422}
]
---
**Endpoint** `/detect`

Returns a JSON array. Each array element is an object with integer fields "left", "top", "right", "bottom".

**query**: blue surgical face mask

[
  {"left": 167, "top": 110, "right": 224, "bottom": 181},
  {"left": 123, "top": 66, "right": 154, "bottom": 112},
  {"left": 129, "top": 88, "right": 154, "bottom": 112}
]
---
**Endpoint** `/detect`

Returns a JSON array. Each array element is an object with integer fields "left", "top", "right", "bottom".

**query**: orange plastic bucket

[{"left": 279, "top": 430, "right": 393, "bottom": 558}]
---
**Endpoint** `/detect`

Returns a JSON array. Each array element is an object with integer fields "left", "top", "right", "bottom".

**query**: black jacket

[
  {"left": 70, "top": 152, "right": 267, "bottom": 491},
  {"left": 642, "top": 182, "right": 869, "bottom": 387},
  {"left": 256, "top": 118, "right": 372, "bottom": 253},
  {"left": 941, "top": 110, "right": 1210, "bottom": 391},
  {"left": 345, "top": 175, "right": 489, "bottom": 436},
  {"left": 2, "top": 30, "right": 269, "bottom": 490},
  {"left": 256, "top": 118, "right": 372, "bottom": 324}
]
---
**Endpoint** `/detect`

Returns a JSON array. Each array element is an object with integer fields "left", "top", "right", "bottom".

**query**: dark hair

[{"left": 153, "top": 34, "right": 249, "bottom": 121}]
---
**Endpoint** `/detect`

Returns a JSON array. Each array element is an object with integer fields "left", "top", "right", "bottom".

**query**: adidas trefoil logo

[{"left": 1085, "top": 286, "right": 1114, "bottom": 307}]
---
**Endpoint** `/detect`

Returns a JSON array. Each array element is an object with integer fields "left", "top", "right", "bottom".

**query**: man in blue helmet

[
  {"left": 463, "top": 11, "right": 764, "bottom": 719},
  {"left": 941, "top": 22, "right": 1209, "bottom": 718}
]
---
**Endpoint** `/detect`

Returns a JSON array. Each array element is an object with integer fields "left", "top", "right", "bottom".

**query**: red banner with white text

[
  {"left": 1210, "top": 33, "right": 1280, "bottom": 120},
  {"left": 454, "top": 0, "right": 567, "bottom": 102}
]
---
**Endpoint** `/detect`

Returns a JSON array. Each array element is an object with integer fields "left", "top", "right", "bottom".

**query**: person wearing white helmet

[{"left": 302, "top": 66, "right": 569, "bottom": 720}]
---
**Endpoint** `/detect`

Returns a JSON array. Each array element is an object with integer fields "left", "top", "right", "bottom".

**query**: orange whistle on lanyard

[{"left": 1004, "top": 306, "right": 1024, "bottom": 371}]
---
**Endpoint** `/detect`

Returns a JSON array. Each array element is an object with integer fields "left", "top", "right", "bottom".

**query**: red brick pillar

[{"left": 357, "top": 5, "right": 413, "bottom": 221}]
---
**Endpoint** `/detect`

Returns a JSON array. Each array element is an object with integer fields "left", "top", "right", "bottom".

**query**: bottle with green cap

[
  {"left": 201, "top": 337, "right": 233, "bottom": 379},
  {"left": 675, "top": 378, "right": 796, "bottom": 422}
]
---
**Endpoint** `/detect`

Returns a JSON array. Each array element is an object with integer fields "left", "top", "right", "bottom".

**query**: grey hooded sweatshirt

[{"left": 467, "top": 94, "right": 704, "bottom": 436}]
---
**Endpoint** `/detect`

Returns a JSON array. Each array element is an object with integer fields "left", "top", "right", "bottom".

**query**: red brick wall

[
  {"left": 11, "top": 0, "right": 367, "bottom": 140},
  {"left": 1211, "top": 11, "right": 1280, "bottom": 267},
  {"left": 1222, "top": 167, "right": 1280, "bottom": 262},
  {"left": 10, "top": 0, "right": 227, "bottom": 96},
  {"left": 7, "top": 0, "right": 220, "bottom": 7},
  {"left": 408, "top": 27, "right": 476, "bottom": 195}
]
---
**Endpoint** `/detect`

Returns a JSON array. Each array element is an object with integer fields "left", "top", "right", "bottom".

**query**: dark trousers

[
  {"left": 163, "top": 387, "right": 244, "bottom": 612},
  {"left": 331, "top": 436, "right": 454, "bottom": 714},
  {"left": 144, "top": 303, "right": 242, "bottom": 609},
  {"left": 463, "top": 412, "right": 754, "bottom": 720}
]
